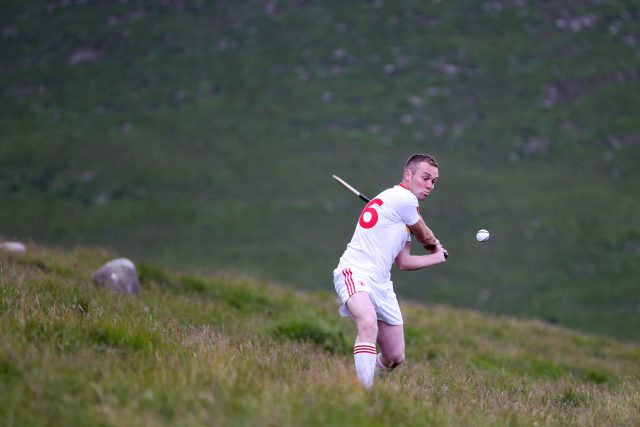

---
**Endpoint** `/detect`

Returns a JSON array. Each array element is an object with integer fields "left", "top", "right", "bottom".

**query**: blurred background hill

[{"left": 1, "top": 0, "right": 639, "bottom": 340}]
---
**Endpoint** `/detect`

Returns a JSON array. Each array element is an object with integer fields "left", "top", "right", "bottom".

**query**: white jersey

[{"left": 337, "top": 184, "right": 420, "bottom": 283}]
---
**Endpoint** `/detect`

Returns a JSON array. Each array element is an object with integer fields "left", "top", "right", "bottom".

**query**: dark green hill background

[{"left": 2, "top": 1, "right": 639, "bottom": 340}]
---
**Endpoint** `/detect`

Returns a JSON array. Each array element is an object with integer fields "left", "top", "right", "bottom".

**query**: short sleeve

[
  {"left": 387, "top": 187, "right": 419, "bottom": 226},
  {"left": 398, "top": 202, "right": 420, "bottom": 226},
  {"left": 379, "top": 185, "right": 421, "bottom": 226}
]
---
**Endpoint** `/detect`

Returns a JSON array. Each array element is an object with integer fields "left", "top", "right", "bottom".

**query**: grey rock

[
  {"left": 0, "top": 241, "right": 26, "bottom": 254},
  {"left": 92, "top": 258, "right": 140, "bottom": 295}
]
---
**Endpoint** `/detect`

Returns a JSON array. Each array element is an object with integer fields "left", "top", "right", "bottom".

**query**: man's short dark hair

[{"left": 405, "top": 153, "right": 438, "bottom": 172}]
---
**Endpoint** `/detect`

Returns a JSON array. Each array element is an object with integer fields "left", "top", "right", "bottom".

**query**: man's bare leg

[
  {"left": 376, "top": 321, "right": 405, "bottom": 377},
  {"left": 346, "top": 292, "right": 378, "bottom": 342},
  {"left": 346, "top": 292, "right": 378, "bottom": 388}
]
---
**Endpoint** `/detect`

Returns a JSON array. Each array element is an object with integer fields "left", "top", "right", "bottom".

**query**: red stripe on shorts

[
  {"left": 343, "top": 268, "right": 355, "bottom": 296},
  {"left": 341, "top": 269, "right": 349, "bottom": 296},
  {"left": 347, "top": 269, "right": 356, "bottom": 296}
]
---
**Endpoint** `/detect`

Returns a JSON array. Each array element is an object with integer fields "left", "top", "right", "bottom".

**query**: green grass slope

[
  {"left": 1, "top": 1, "right": 639, "bottom": 341},
  {"left": 1, "top": 245, "right": 639, "bottom": 426}
]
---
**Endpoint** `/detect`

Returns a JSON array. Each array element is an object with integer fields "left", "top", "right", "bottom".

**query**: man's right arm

[{"left": 408, "top": 217, "right": 440, "bottom": 253}]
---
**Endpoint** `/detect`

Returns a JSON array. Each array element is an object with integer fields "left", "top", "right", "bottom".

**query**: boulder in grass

[
  {"left": 92, "top": 258, "right": 140, "bottom": 295},
  {"left": 0, "top": 241, "right": 26, "bottom": 254}
]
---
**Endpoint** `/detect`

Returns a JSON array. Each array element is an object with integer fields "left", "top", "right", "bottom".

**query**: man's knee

[
  {"left": 383, "top": 350, "right": 405, "bottom": 368},
  {"left": 388, "top": 352, "right": 405, "bottom": 367},
  {"left": 357, "top": 315, "right": 378, "bottom": 339}
]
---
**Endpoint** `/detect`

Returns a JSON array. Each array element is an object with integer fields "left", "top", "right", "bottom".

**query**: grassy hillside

[
  {"left": 1, "top": 245, "right": 639, "bottom": 426},
  {"left": 1, "top": 1, "right": 639, "bottom": 341}
]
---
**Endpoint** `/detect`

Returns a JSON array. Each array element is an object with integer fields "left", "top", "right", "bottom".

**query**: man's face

[{"left": 404, "top": 162, "right": 438, "bottom": 201}]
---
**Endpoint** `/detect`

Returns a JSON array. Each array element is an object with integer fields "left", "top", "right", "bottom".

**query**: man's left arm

[{"left": 395, "top": 241, "right": 447, "bottom": 271}]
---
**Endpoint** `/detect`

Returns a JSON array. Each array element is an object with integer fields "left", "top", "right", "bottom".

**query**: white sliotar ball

[{"left": 476, "top": 229, "right": 490, "bottom": 242}]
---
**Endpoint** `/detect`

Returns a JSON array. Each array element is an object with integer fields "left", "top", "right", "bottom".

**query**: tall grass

[{"left": 1, "top": 245, "right": 638, "bottom": 426}]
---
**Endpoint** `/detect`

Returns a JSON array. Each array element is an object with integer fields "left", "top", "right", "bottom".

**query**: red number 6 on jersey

[{"left": 359, "top": 198, "right": 384, "bottom": 229}]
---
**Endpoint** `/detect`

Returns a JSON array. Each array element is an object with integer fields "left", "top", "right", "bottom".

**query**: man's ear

[{"left": 402, "top": 168, "right": 412, "bottom": 181}]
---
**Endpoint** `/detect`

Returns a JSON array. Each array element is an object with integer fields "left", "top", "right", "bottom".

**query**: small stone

[
  {"left": 0, "top": 242, "right": 26, "bottom": 254},
  {"left": 92, "top": 258, "right": 141, "bottom": 295}
]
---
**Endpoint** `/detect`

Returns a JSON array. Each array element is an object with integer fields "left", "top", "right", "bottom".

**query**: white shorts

[{"left": 332, "top": 266, "right": 403, "bottom": 326}]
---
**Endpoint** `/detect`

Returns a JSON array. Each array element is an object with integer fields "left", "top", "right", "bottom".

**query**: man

[{"left": 333, "top": 153, "right": 448, "bottom": 388}]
